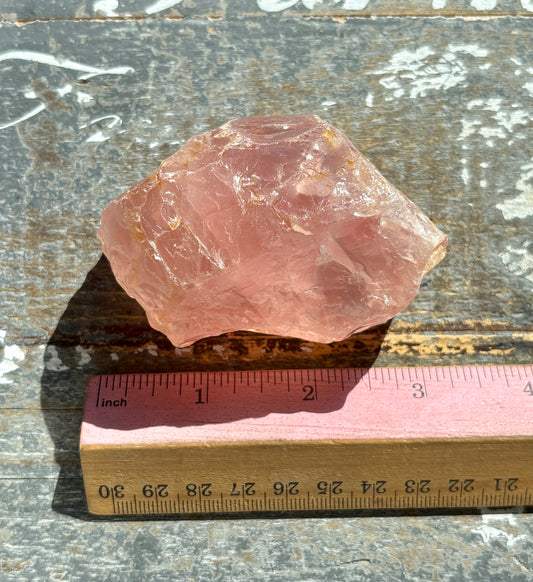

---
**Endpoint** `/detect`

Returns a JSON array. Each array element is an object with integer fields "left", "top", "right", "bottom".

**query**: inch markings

[{"left": 81, "top": 365, "right": 533, "bottom": 516}]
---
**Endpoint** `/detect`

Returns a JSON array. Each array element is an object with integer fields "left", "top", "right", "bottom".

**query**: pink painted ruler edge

[{"left": 80, "top": 365, "right": 533, "bottom": 447}]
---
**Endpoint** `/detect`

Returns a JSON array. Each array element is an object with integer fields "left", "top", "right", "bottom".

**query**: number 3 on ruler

[{"left": 412, "top": 382, "right": 426, "bottom": 398}]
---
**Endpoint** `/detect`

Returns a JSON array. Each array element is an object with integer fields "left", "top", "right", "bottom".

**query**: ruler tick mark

[
  {"left": 82, "top": 365, "right": 533, "bottom": 516},
  {"left": 95, "top": 376, "right": 102, "bottom": 408},
  {"left": 421, "top": 367, "right": 428, "bottom": 398},
  {"left": 503, "top": 366, "right": 510, "bottom": 387}
]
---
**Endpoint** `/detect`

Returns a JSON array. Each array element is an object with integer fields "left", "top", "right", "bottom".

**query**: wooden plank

[
  {"left": 244, "top": 0, "right": 533, "bottom": 17},
  {"left": 1, "top": 16, "right": 531, "bottom": 362},
  {"left": 1, "top": 0, "right": 531, "bottom": 21},
  {"left": 0, "top": 8, "right": 532, "bottom": 579},
  {"left": 0, "top": 477, "right": 531, "bottom": 580},
  {"left": 2, "top": 327, "right": 531, "bottom": 414},
  {"left": 0, "top": 0, "right": 224, "bottom": 21},
  {"left": 0, "top": 409, "right": 81, "bottom": 478}
]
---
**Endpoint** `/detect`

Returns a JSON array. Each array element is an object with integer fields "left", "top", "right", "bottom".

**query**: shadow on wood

[{"left": 40, "top": 254, "right": 390, "bottom": 518}]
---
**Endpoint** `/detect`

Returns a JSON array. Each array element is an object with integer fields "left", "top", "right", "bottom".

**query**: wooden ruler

[{"left": 80, "top": 365, "right": 533, "bottom": 516}]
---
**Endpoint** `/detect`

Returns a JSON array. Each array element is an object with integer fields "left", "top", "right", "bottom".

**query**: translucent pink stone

[{"left": 98, "top": 115, "right": 447, "bottom": 347}]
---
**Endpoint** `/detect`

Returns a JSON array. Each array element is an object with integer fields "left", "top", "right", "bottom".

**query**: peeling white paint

[
  {"left": 145, "top": 0, "right": 183, "bottom": 14},
  {"left": 493, "top": 109, "right": 530, "bottom": 133},
  {"left": 257, "top": 0, "right": 298, "bottom": 10},
  {"left": 44, "top": 346, "right": 69, "bottom": 372},
  {"left": 83, "top": 114, "right": 122, "bottom": 129},
  {"left": 136, "top": 342, "right": 159, "bottom": 356},
  {"left": 467, "top": 98, "right": 502, "bottom": 111},
  {"left": 479, "top": 126, "right": 506, "bottom": 140},
  {"left": 371, "top": 44, "right": 488, "bottom": 101},
  {"left": 482, "top": 513, "right": 517, "bottom": 524},
  {"left": 473, "top": 515, "right": 529, "bottom": 547},
  {"left": 447, "top": 44, "right": 489, "bottom": 58},
  {"left": 432, "top": 0, "right": 447, "bottom": 8},
  {"left": 212, "top": 344, "right": 229, "bottom": 359},
  {"left": 57, "top": 84, "right": 73, "bottom": 97},
  {"left": 459, "top": 118, "right": 482, "bottom": 140},
  {"left": 500, "top": 243, "right": 533, "bottom": 285},
  {"left": 472, "top": 524, "right": 528, "bottom": 547},
  {"left": 365, "top": 93, "right": 374, "bottom": 107},
  {"left": 257, "top": 0, "right": 368, "bottom": 10},
  {"left": 2, "top": 346, "right": 24, "bottom": 366},
  {"left": 470, "top": 0, "right": 498, "bottom": 10},
  {"left": 497, "top": 162, "right": 533, "bottom": 220},
  {"left": 93, "top": 0, "right": 118, "bottom": 16},
  {"left": 521, "top": 0, "right": 533, "bottom": 11},
  {"left": 76, "top": 91, "right": 94, "bottom": 105},
  {"left": 461, "top": 166, "right": 470, "bottom": 186},
  {"left": 174, "top": 346, "right": 193, "bottom": 356},
  {"left": 0, "top": 333, "right": 25, "bottom": 385},
  {"left": 86, "top": 131, "right": 110, "bottom": 143},
  {"left": 1, "top": 83, "right": 75, "bottom": 130},
  {"left": 0, "top": 103, "right": 46, "bottom": 130},
  {"left": 338, "top": 0, "right": 370, "bottom": 8},
  {"left": 0, "top": 51, "right": 133, "bottom": 80},
  {"left": 81, "top": 114, "right": 122, "bottom": 143},
  {"left": 524, "top": 82, "right": 533, "bottom": 97},
  {"left": 460, "top": 158, "right": 471, "bottom": 186},
  {"left": 147, "top": 343, "right": 159, "bottom": 357},
  {"left": 460, "top": 99, "right": 531, "bottom": 148},
  {"left": 0, "top": 52, "right": 132, "bottom": 131},
  {"left": 75, "top": 345, "right": 92, "bottom": 367}
]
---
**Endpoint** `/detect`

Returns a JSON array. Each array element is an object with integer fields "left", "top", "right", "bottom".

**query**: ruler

[{"left": 80, "top": 365, "right": 533, "bottom": 516}]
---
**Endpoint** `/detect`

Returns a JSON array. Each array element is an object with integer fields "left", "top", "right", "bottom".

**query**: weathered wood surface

[
  {"left": 0, "top": 4, "right": 532, "bottom": 581},
  {"left": 1, "top": 0, "right": 533, "bottom": 20}
]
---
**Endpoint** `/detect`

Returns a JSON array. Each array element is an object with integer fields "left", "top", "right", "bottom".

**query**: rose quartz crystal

[{"left": 99, "top": 115, "right": 447, "bottom": 346}]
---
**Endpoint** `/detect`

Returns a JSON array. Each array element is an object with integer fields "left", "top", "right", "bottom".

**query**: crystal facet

[{"left": 99, "top": 115, "right": 447, "bottom": 347}]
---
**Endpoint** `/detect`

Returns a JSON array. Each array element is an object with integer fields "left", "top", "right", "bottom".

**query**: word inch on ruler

[{"left": 80, "top": 365, "right": 533, "bottom": 516}]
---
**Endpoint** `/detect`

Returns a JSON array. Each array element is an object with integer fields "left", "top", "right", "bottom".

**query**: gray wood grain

[
  {"left": 0, "top": 484, "right": 530, "bottom": 581},
  {"left": 1, "top": 8, "right": 532, "bottom": 582},
  {"left": 1, "top": 16, "right": 532, "bottom": 355},
  {"left": 0, "top": 0, "right": 532, "bottom": 21}
]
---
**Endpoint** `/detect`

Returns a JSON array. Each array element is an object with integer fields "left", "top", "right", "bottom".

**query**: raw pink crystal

[{"left": 98, "top": 115, "right": 447, "bottom": 347}]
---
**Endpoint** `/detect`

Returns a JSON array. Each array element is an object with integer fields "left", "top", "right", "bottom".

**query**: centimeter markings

[
  {"left": 95, "top": 462, "right": 533, "bottom": 517},
  {"left": 81, "top": 365, "right": 533, "bottom": 516},
  {"left": 107, "top": 488, "right": 533, "bottom": 517}
]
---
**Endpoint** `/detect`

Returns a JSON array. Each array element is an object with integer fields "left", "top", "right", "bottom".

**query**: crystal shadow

[{"left": 41, "top": 254, "right": 389, "bottom": 517}]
